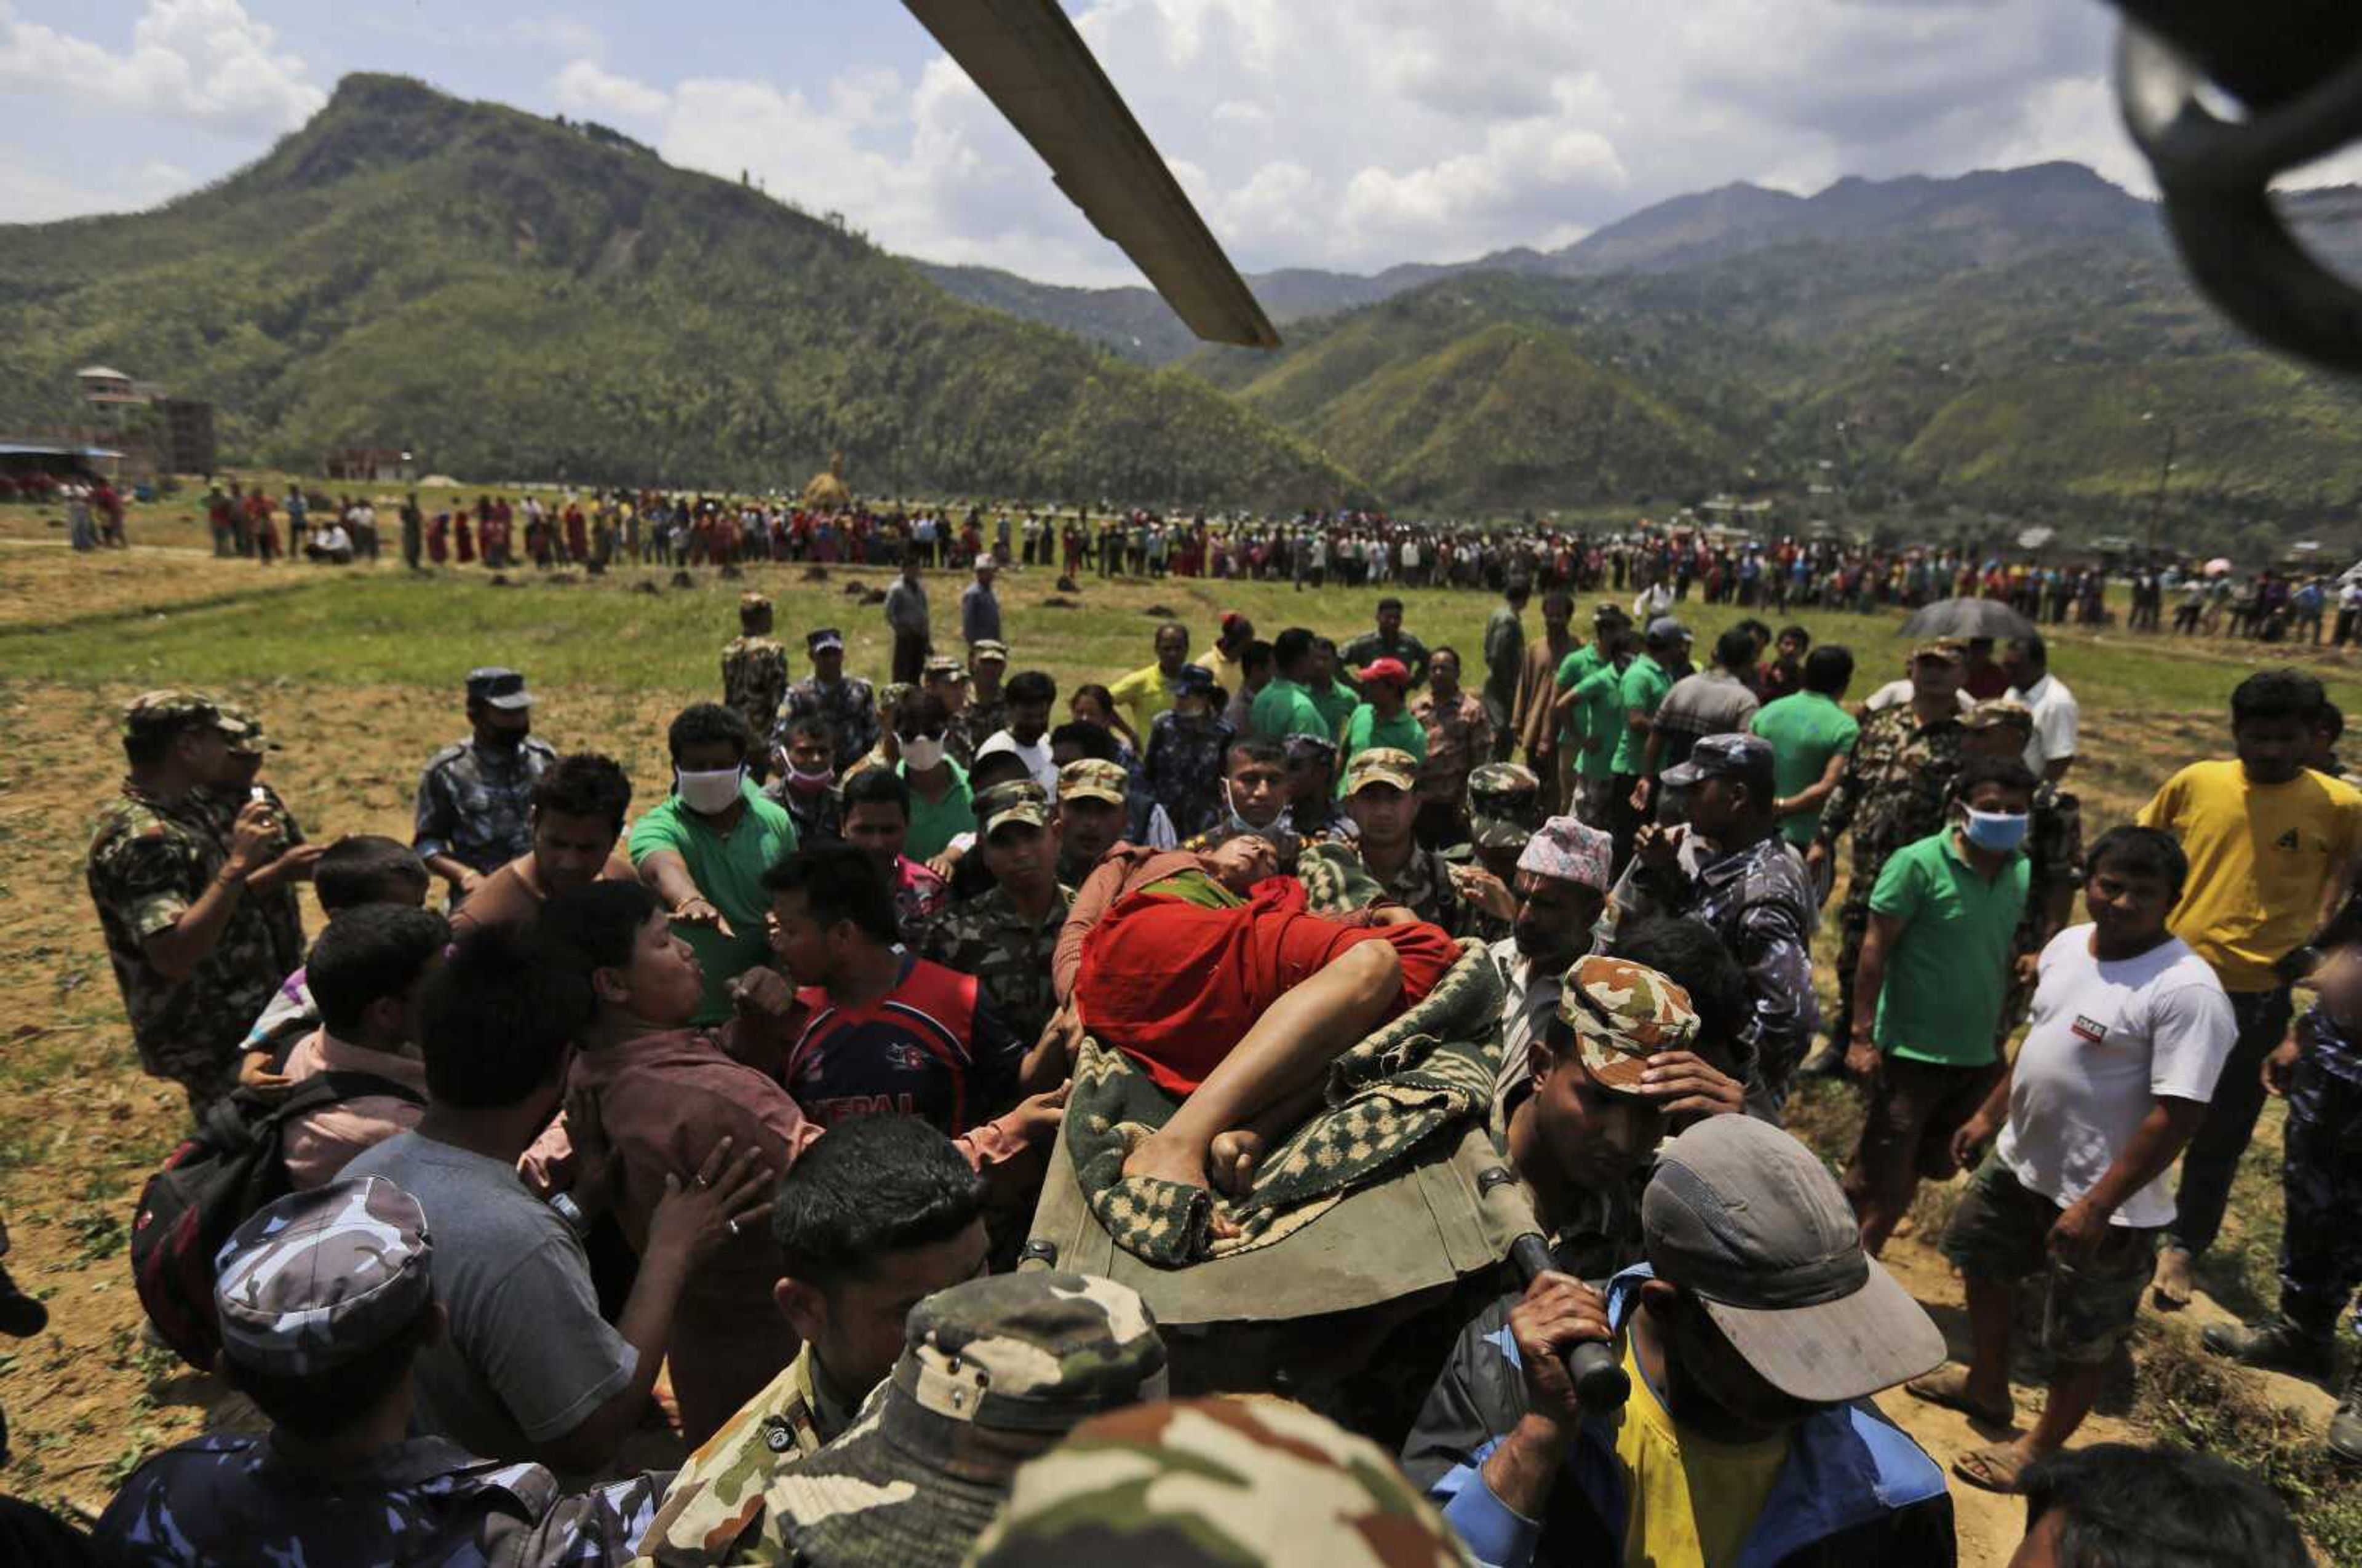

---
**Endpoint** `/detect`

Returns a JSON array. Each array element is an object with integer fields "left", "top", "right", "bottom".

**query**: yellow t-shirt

[
  {"left": 1613, "top": 1340, "right": 1789, "bottom": 1568},
  {"left": 2137, "top": 760, "right": 2362, "bottom": 992},
  {"left": 1108, "top": 662, "right": 1179, "bottom": 740}
]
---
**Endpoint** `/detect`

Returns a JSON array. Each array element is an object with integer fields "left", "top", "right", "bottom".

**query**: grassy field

[{"left": 2, "top": 527, "right": 2359, "bottom": 1556}]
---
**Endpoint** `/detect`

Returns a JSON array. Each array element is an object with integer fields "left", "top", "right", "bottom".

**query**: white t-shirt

[
  {"left": 2010, "top": 672, "right": 2079, "bottom": 775},
  {"left": 979, "top": 730, "right": 1059, "bottom": 791},
  {"left": 1861, "top": 679, "right": 1974, "bottom": 714},
  {"left": 1997, "top": 925, "right": 2236, "bottom": 1228}
]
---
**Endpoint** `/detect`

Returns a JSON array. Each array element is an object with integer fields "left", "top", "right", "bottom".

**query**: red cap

[{"left": 1357, "top": 656, "right": 1411, "bottom": 686}]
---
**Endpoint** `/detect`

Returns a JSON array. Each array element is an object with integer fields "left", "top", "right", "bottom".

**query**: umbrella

[
  {"left": 1897, "top": 597, "right": 2036, "bottom": 642},
  {"left": 2204, "top": 557, "right": 2233, "bottom": 576}
]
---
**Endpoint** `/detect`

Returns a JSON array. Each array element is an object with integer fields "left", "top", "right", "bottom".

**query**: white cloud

[
  {"left": 0, "top": 0, "right": 324, "bottom": 137},
  {"left": 551, "top": 57, "right": 667, "bottom": 122},
  {"left": 0, "top": 154, "right": 188, "bottom": 221}
]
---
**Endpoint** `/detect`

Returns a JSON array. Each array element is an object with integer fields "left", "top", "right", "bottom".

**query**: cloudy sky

[{"left": 0, "top": 1, "right": 2263, "bottom": 286}]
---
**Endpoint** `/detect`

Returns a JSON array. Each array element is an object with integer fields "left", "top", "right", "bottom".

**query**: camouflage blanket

[{"left": 1067, "top": 853, "right": 1503, "bottom": 1267}]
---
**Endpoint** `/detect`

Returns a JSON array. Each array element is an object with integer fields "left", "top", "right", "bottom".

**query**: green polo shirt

[
  {"left": 1610, "top": 655, "right": 1672, "bottom": 778},
  {"left": 1335, "top": 704, "right": 1428, "bottom": 795},
  {"left": 1752, "top": 691, "right": 1860, "bottom": 848},
  {"left": 1571, "top": 665, "right": 1624, "bottom": 780},
  {"left": 1251, "top": 677, "right": 1330, "bottom": 742},
  {"left": 627, "top": 777, "right": 800, "bottom": 1025},
  {"left": 1554, "top": 644, "right": 1603, "bottom": 747},
  {"left": 1310, "top": 678, "right": 1359, "bottom": 740},
  {"left": 900, "top": 757, "right": 972, "bottom": 863},
  {"left": 1868, "top": 828, "right": 2030, "bottom": 1067}
]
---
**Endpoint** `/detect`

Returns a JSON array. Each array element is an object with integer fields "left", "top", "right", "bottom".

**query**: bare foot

[
  {"left": 2152, "top": 1245, "right": 2194, "bottom": 1310},
  {"left": 1123, "top": 1131, "right": 1213, "bottom": 1192},
  {"left": 1209, "top": 1130, "right": 1267, "bottom": 1198}
]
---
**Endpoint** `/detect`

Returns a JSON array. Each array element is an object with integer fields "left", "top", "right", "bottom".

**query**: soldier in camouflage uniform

[
  {"left": 1142, "top": 663, "right": 1233, "bottom": 839},
  {"left": 784, "top": 629, "right": 880, "bottom": 778},
  {"left": 413, "top": 667, "right": 557, "bottom": 901},
  {"left": 636, "top": 1270, "right": 1166, "bottom": 1568},
  {"left": 921, "top": 782, "right": 1073, "bottom": 1048},
  {"left": 2204, "top": 943, "right": 2362, "bottom": 1462},
  {"left": 1342, "top": 749, "right": 1511, "bottom": 943},
  {"left": 953, "top": 640, "right": 1011, "bottom": 767},
  {"left": 1961, "top": 698, "right": 2083, "bottom": 1035},
  {"left": 198, "top": 702, "right": 314, "bottom": 981},
  {"left": 1465, "top": 761, "right": 1545, "bottom": 883},
  {"left": 87, "top": 691, "right": 289, "bottom": 1115},
  {"left": 1803, "top": 642, "right": 1968, "bottom": 1076},
  {"left": 721, "top": 592, "right": 790, "bottom": 772},
  {"left": 969, "top": 1396, "right": 1474, "bottom": 1567},
  {"left": 97, "top": 1178, "right": 664, "bottom": 1567}
]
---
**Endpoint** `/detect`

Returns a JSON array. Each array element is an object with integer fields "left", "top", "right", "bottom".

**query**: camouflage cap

[
  {"left": 765, "top": 1272, "right": 1166, "bottom": 1568},
  {"left": 1282, "top": 730, "right": 1337, "bottom": 767},
  {"left": 1911, "top": 638, "right": 1966, "bottom": 665},
  {"left": 1173, "top": 662, "right": 1217, "bottom": 696},
  {"left": 739, "top": 589, "right": 773, "bottom": 617},
  {"left": 1467, "top": 762, "right": 1543, "bottom": 849},
  {"left": 879, "top": 681, "right": 916, "bottom": 714},
  {"left": 1342, "top": 746, "right": 1420, "bottom": 797},
  {"left": 1556, "top": 955, "right": 1700, "bottom": 1096},
  {"left": 979, "top": 779, "right": 1052, "bottom": 839},
  {"left": 121, "top": 689, "right": 222, "bottom": 743},
  {"left": 1963, "top": 696, "right": 2035, "bottom": 733},
  {"left": 213, "top": 701, "right": 280, "bottom": 756},
  {"left": 964, "top": 1397, "right": 1475, "bottom": 1568},
  {"left": 1057, "top": 758, "right": 1128, "bottom": 807},
  {"left": 971, "top": 639, "right": 1011, "bottom": 663},
  {"left": 925, "top": 655, "right": 970, "bottom": 681},
  {"left": 213, "top": 1177, "right": 433, "bottom": 1377}
]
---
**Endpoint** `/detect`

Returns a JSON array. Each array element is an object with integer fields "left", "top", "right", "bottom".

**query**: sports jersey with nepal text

[{"left": 783, "top": 951, "right": 1022, "bottom": 1136}]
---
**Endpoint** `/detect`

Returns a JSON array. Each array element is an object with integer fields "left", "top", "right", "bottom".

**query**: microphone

[{"left": 1509, "top": 1233, "right": 1630, "bottom": 1412}]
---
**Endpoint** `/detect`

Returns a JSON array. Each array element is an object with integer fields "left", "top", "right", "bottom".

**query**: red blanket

[{"left": 1075, "top": 875, "right": 1459, "bottom": 1094}]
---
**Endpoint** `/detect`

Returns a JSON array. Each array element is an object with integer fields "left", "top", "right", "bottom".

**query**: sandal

[
  {"left": 1952, "top": 1441, "right": 2035, "bottom": 1494},
  {"left": 1904, "top": 1364, "right": 2015, "bottom": 1430}
]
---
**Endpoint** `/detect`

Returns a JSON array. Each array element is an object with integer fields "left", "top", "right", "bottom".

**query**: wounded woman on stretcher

[{"left": 1075, "top": 835, "right": 1462, "bottom": 1204}]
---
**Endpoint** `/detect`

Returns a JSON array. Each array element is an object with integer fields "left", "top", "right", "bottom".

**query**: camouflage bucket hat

[
  {"left": 1911, "top": 638, "right": 1966, "bottom": 666},
  {"left": 1556, "top": 955, "right": 1700, "bottom": 1096},
  {"left": 1467, "top": 762, "right": 1543, "bottom": 849},
  {"left": 1341, "top": 746, "right": 1419, "bottom": 797},
  {"left": 964, "top": 1397, "right": 1476, "bottom": 1567},
  {"left": 1057, "top": 758, "right": 1127, "bottom": 807},
  {"left": 979, "top": 779, "right": 1052, "bottom": 839},
  {"left": 971, "top": 639, "right": 1011, "bottom": 663},
  {"left": 767, "top": 1272, "right": 1166, "bottom": 1568},
  {"left": 121, "top": 689, "right": 221, "bottom": 743},
  {"left": 213, "top": 701, "right": 279, "bottom": 757},
  {"left": 1963, "top": 696, "right": 2034, "bottom": 733},
  {"left": 925, "top": 655, "right": 969, "bottom": 680},
  {"left": 213, "top": 1177, "right": 433, "bottom": 1377}
]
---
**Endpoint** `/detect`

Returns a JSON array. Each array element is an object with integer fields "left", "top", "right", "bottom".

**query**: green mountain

[
  {"left": 1177, "top": 211, "right": 2362, "bottom": 531},
  {"left": 0, "top": 73, "right": 1359, "bottom": 507}
]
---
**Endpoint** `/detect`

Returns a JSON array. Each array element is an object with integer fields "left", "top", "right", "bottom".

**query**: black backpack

[{"left": 129, "top": 1072, "right": 426, "bottom": 1371}]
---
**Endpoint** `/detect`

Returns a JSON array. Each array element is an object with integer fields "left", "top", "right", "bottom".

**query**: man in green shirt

[
  {"left": 627, "top": 702, "right": 801, "bottom": 1024},
  {"left": 1843, "top": 754, "right": 2037, "bottom": 1256},
  {"left": 1550, "top": 605, "right": 1627, "bottom": 815},
  {"left": 1564, "top": 626, "right": 1634, "bottom": 830},
  {"left": 1337, "top": 658, "right": 1427, "bottom": 794},
  {"left": 1481, "top": 578, "right": 1530, "bottom": 762},
  {"left": 1608, "top": 618, "right": 1683, "bottom": 853},
  {"left": 1308, "top": 637, "right": 1359, "bottom": 739},
  {"left": 1249, "top": 627, "right": 1332, "bottom": 742},
  {"left": 1753, "top": 645, "right": 1861, "bottom": 851}
]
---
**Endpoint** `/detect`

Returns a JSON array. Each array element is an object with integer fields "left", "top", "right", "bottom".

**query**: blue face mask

[{"left": 1962, "top": 806, "right": 2030, "bottom": 853}]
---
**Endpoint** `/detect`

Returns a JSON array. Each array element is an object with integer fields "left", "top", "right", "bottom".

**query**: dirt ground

[{"left": 0, "top": 546, "right": 2350, "bottom": 1561}]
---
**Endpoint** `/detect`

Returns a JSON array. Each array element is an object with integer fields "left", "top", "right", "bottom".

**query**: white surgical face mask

[
  {"left": 677, "top": 765, "right": 744, "bottom": 814},
  {"left": 902, "top": 735, "right": 947, "bottom": 771}
]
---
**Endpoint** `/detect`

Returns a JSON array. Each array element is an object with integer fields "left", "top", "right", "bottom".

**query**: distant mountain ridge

[{"left": 922, "top": 161, "right": 2162, "bottom": 364}]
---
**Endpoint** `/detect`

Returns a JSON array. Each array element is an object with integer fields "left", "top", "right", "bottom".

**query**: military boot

[
  {"left": 2202, "top": 1313, "right": 2337, "bottom": 1381},
  {"left": 2332, "top": 1353, "right": 2362, "bottom": 1465}
]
